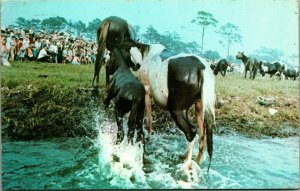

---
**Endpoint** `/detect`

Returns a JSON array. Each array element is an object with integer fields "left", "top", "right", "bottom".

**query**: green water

[{"left": 2, "top": 121, "right": 299, "bottom": 189}]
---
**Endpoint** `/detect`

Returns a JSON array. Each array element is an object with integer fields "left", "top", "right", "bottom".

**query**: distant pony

[
  {"left": 235, "top": 52, "right": 264, "bottom": 79},
  {"left": 260, "top": 61, "right": 285, "bottom": 80},
  {"left": 212, "top": 59, "right": 229, "bottom": 77}
]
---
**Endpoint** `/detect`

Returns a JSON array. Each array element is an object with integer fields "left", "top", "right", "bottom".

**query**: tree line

[
  {"left": 10, "top": 16, "right": 201, "bottom": 54},
  {"left": 10, "top": 15, "right": 296, "bottom": 64}
]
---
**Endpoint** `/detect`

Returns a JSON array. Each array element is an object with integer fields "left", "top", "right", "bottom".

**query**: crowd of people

[{"left": 0, "top": 27, "right": 98, "bottom": 66}]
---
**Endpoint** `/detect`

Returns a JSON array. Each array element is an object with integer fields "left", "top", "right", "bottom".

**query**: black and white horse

[
  {"left": 235, "top": 51, "right": 264, "bottom": 79},
  {"left": 103, "top": 48, "right": 145, "bottom": 145},
  {"left": 92, "top": 16, "right": 136, "bottom": 90},
  {"left": 260, "top": 61, "right": 285, "bottom": 80},
  {"left": 125, "top": 40, "right": 216, "bottom": 171}
]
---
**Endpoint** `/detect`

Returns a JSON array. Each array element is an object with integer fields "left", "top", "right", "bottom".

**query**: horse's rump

[{"left": 167, "top": 56, "right": 206, "bottom": 110}]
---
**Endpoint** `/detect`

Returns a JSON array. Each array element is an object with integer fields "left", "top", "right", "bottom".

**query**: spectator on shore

[
  {"left": 37, "top": 45, "right": 50, "bottom": 62},
  {"left": 1, "top": 37, "right": 11, "bottom": 66},
  {"left": 27, "top": 44, "right": 34, "bottom": 61},
  {"left": 18, "top": 37, "right": 26, "bottom": 62},
  {"left": 48, "top": 40, "right": 58, "bottom": 63},
  {"left": 9, "top": 36, "right": 16, "bottom": 62},
  {"left": 1, "top": 26, "right": 97, "bottom": 64},
  {"left": 72, "top": 54, "right": 81, "bottom": 65}
]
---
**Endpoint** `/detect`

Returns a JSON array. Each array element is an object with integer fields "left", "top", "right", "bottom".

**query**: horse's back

[
  {"left": 100, "top": 16, "right": 131, "bottom": 50},
  {"left": 168, "top": 55, "right": 205, "bottom": 94},
  {"left": 113, "top": 69, "right": 145, "bottom": 100}
]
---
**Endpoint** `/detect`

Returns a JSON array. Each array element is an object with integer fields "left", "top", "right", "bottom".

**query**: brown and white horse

[{"left": 125, "top": 40, "right": 216, "bottom": 172}]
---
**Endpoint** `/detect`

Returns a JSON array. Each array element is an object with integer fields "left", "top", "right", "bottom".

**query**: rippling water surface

[{"left": 2, "top": 118, "right": 299, "bottom": 189}]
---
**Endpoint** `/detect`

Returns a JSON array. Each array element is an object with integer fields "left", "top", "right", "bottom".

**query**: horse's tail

[
  {"left": 201, "top": 64, "right": 216, "bottom": 173},
  {"left": 92, "top": 21, "right": 110, "bottom": 88}
]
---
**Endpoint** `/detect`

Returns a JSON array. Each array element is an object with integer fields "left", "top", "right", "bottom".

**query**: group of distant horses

[
  {"left": 93, "top": 16, "right": 215, "bottom": 172},
  {"left": 210, "top": 52, "right": 299, "bottom": 80}
]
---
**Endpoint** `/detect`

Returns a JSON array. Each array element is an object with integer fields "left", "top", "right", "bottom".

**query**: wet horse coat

[
  {"left": 127, "top": 42, "right": 216, "bottom": 171},
  {"left": 103, "top": 48, "right": 145, "bottom": 145},
  {"left": 93, "top": 16, "right": 136, "bottom": 89}
]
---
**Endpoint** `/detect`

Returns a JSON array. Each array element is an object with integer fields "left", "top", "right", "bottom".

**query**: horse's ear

[{"left": 242, "top": 51, "right": 244, "bottom": 54}]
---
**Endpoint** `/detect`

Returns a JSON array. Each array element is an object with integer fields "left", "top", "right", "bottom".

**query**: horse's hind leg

[
  {"left": 195, "top": 99, "right": 206, "bottom": 163},
  {"left": 169, "top": 109, "right": 196, "bottom": 169}
]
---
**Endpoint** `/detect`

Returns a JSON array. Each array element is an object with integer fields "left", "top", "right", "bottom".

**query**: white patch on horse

[
  {"left": 144, "top": 44, "right": 169, "bottom": 108},
  {"left": 262, "top": 65, "right": 268, "bottom": 73}
]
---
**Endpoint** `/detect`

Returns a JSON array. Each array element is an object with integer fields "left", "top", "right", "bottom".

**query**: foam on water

[{"left": 94, "top": 115, "right": 149, "bottom": 189}]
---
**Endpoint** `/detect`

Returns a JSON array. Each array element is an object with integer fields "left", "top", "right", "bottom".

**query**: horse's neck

[{"left": 241, "top": 55, "right": 249, "bottom": 64}]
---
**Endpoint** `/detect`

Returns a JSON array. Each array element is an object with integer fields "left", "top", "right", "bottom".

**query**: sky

[{"left": 1, "top": 0, "right": 299, "bottom": 60}]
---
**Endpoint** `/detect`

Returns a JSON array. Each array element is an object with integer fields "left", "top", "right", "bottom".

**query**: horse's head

[
  {"left": 121, "top": 39, "right": 145, "bottom": 71},
  {"left": 130, "top": 46, "right": 143, "bottom": 67},
  {"left": 123, "top": 38, "right": 148, "bottom": 69},
  {"left": 235, "top": 51, "right": 244, "bottom": 60}
]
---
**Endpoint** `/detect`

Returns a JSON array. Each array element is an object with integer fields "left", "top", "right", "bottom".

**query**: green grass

[
  {"left": 1, "top": 61, "right": 102, "bottom": 89},
  {"left": 214, "top": 73, "right": 299, "bottom": 137},
  {"left": 1, "top": 62, "right": 105, "bottom": 140},
  {"left": 216, "top": 74, "right": 298, "bottom": 98},
  {"left": 1, "top": 62, "right": 299, "bottom": 139}
]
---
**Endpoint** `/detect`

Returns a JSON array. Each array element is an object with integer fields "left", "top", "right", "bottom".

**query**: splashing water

[
  {"left": 2, "top": 114, "right": 299, "bottom": 189},
  {"left": 94, "top": 117, "right": 148, "bottom": 189}
]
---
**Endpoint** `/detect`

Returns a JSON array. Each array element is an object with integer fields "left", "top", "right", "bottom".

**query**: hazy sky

[{"left": 1, "top": 0, "right": 299, "bottom": 59}]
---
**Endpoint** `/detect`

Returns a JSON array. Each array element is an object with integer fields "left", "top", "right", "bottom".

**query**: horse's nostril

[{"left": 136, "top": 63, "right": 141, "bottom": 69}]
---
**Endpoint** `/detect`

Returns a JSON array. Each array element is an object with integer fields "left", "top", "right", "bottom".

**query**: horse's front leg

[
  {"left": 195, "top": 99, "right": 206, "bottom": 163},
  {"left": 103, "top": 87, "right": 114, "bottom": 109},
  {"left": 114, "top": 105, "right": 125, "bottom": 144},
  {"left": 244, "top": 70, "right": 247, "bottom": 78}
]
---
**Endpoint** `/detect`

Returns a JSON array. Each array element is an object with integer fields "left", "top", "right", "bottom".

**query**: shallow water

[{"left": 2, "top": 117, "right": 299, "bottom": 189}]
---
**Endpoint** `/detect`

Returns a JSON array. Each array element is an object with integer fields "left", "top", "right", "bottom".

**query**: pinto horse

[
  {"left": 103, "top": 48, "right": 145, "bottom": 145},
  {"left": 124, "top": 40, "right": 216, "bottom": 171},
  {"left": 92, "top": 16, "right": 136, "bottom": 90},
  {"left": 235, "top": 51, "right": 264, "bottom": 79},
  {"left": 260, "top": 61, "right": 285, "bottom": 80}
]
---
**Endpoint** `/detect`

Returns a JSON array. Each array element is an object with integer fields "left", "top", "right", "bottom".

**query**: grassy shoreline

[{"left": 1, "top": 62, "right": 299, "bottom": 140}]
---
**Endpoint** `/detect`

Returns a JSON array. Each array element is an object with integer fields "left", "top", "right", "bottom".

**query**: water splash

[{"left": 94, "top": 115, "right": 149, "bottom": 189}]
